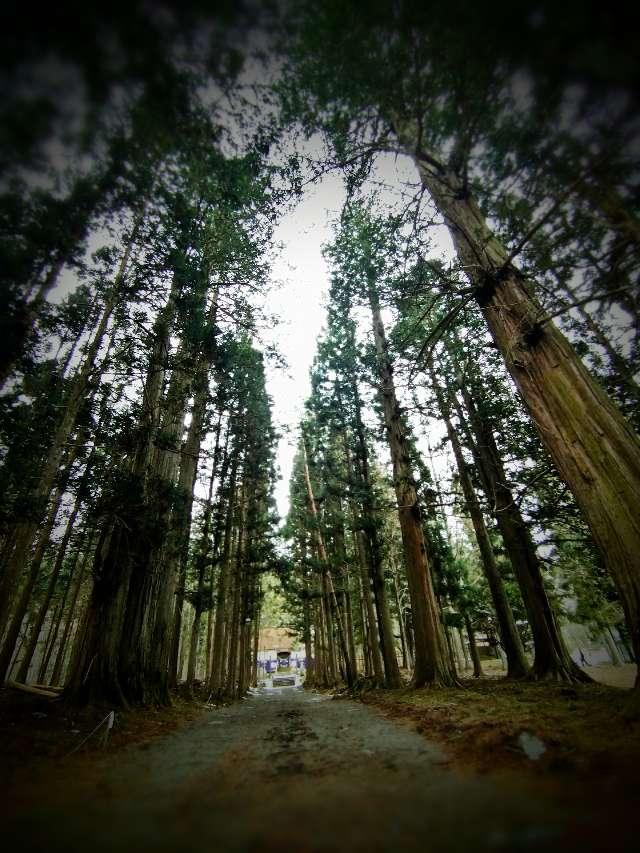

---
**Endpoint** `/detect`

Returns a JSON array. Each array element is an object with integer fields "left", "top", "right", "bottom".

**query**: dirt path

[{"left": 2, "top": 687, "right": 634, "bottom": 852}]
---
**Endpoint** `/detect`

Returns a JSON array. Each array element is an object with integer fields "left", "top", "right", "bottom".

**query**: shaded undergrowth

[
  {"left": 355, "top": 677, "right": 640, "bottom": 788},
  {"left": 0, "top": 686, "right": 206, "bottom": 781}
]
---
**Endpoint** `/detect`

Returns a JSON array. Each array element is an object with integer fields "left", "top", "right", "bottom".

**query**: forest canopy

[{"left": 0, "top": 0, "right": 637, "bottom": 710}]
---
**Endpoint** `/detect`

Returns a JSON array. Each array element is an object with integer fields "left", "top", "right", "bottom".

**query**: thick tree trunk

[
  {"left": 64, "top": 519, "right": 132, "bottom": 705},
  {"left": 367, "top": 277, "right": 454, "bottom": 687},
  {"left": 397, "top": 121, "right": 640, "bottom": 685},
  {"left": 456, "top": 385, "right": 589, "bottom": 682},
  {"left": 444, "top": 624, "right": 459, "bottom": 675}
]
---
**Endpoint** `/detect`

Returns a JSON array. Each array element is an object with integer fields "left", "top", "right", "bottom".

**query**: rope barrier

[{"left": 64, "top": 710, "right": 115, "bottom": 757}]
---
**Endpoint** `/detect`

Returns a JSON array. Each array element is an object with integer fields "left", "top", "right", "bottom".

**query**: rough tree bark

[
  {"left": 347, "top": 380, "right": 402, "bottom": 687},
  {"left": 301, "top": 441, "right": 355, "bottom": 686},
  {"left": 367, "top": 273, "right": 455, "bottom": 687},
  {"left": 430, "top": 366, "right": 529, "bottom": 678},
  {"left": 395, "top": 119, "right": 640, "bottom": 685},
  {"left": 454, "top": 383, "right": 589, "bottom": 682},
  {"left": 0, "top": 236, "right": 134, "bottom": 636}
]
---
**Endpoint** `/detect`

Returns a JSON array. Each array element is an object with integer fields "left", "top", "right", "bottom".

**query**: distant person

[{"left": 579, "top": 649, "right": 589, "bottom": 666}]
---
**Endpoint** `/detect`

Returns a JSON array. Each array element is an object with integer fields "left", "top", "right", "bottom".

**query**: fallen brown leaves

[
  {"left": 357, "top": 677, "right": 640, "bottom": 789},
  {"left": 0, "top": 686, "right": 206, "bottom": 783}
]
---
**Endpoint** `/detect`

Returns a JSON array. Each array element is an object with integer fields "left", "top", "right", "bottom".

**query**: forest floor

[
  {"left": 0, "top": 684, "right": 207, "bottom": 780},
  {"left": 2, "top": 682, "right": 639, "bottom": 853},
  {"left": 356, "top": 663, "right": 640, "bottom": 785}
]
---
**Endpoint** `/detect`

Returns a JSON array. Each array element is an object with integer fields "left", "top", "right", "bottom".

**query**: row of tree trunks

[
  {"left": 396, "top": 120, "right": 640, "bottom": 686},
  {"left": 430, "top": 365, "right": 529, "bottom": 678},
  {"left": 453, "top": 381, "right": 589, "bottom": 682},
  {"left": 366, "top": 273, "right": 455, "bottom": 687},
  {"left": 348, "top": 379, "right": 402, "bottom": 687},
  {"left": 301, "top": 440, "right": 355, "bottom": 686},
  {"left": 65, "top": 274, "right": 180, "bottom": 707},
  {"left": 208, "top": 455, "right": 240, "bottom": 699},
  {"left": 0, "top": 232, "right": 136, "bottom": 638}
]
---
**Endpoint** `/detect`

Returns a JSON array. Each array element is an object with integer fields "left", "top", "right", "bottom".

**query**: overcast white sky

[
  {"left": 262, "top": 171, "right": 343, "bottom": 518},
  {"left": 261, "top": 149, "right": 458, "bottom": 522},
  {"left": 48, "top": 127, "right": 457, "bottom": 528}
]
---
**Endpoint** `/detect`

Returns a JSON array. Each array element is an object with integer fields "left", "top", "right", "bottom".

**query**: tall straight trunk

[
  {"left": 367, "top": 275, "right": 454, "bottom": 687},
  {"left": 361, "top": 601, "right": 374, "bottom": 677},
  {"left": 321, "top": 570, "right": 338, "bottom": 684},
  {"left": 302, "top": 572, "right": 315, "bottom": 687},
  {"left": 464, "top": 614, "right": 483, "bottom": 678},
  {"left": 443, "top": 624, "right": 459, "bottom": 676},
  {"left": 204, "top": 582, "right": 216, "bottom": 686},
  {"left": 15, "top": 498, "right": 86, "bottom": 683},
  {"left": 38, "top": 541, "right": 82, "bottom": 685},
  {"left": 66, "top": 277, "right": 178, "bottom": 707},
  {"left": 458, "top": 627, "right": 471, "bottom": 669},
  {"left": 347, "top": 381, "right": 402, "bottom": 687},
  {"left": 150, "top": 287, "right": 221, "bottom": 686},
  {"left": 0, "top": 169, "right": 122, "bottom": 389},
  {"left": 455, "top": 382, "right": 589, "bottom": 682},
  {"left": 185, "top": 457, "right": 219, "bottom": 695},
  {"left": 326, "top": 495, "right": 359, "bottom": 681},
  {"left": 0, "top": 453, "right": 79, "bottom": 682},
  {"left": 185, "top": 610, "right": 203, "bottom": 692},
  {"left": 301, "top": 443, "right": 355, "bottom": 686},
  {"left": 209, "top": 461, "right": 239, "bottom": 697},
  {"left": 0, "top": 234, "right": 135, "bottom": 630},
  {"left": 223, "top": 530, "right": 244, "bottom": 699},
  {"left": 49, "top": 540, "right": 93, "bottom": 685},
  {"left": 8, "top": 612, "right": 32, "bottom": 679},
  {"left": 251, "top": 600, "right": 260, "bottom": 687},
  {"left": 118, "top": 288, "right": 197, "bottom": 706},
  {"left": 315, "top": 583, "right": 330, "bottom": 686},
  {"left": 391, "top": 562, "right": 411, "bottom": 670},
  {"left": 167, "top": 392, "right": 213, "bottom": 686},
  {"left": 237, "top": 565, "right": 253, "bottom": 698},
  {"left": 343, "top": 573, "right": 358, "bottom": 679},
  {"left": 38, "top": 592, "right": 67, "bottom": 682},
  {"left": 431, "top": 367, "right": 528, "bottom": 677},
  {"left": 356, "top": 531, "right": 385, "bottom": 684},
  {"left": 396, "top": 120, "right": 640, "bottom": 684}
]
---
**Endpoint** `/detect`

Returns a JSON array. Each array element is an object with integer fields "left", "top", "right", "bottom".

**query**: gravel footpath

[{"left": 2, "top": 686, "right": 632, "bottom": 852}]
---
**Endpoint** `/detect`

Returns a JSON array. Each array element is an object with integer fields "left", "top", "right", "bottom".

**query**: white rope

[{"left": 65, "top": 710, "right": 115, "bottom": 757}]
